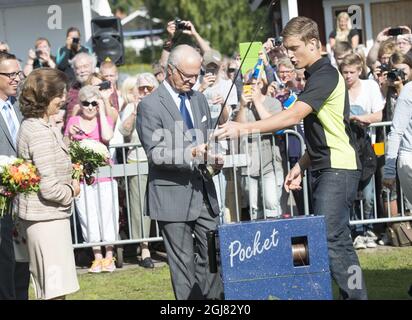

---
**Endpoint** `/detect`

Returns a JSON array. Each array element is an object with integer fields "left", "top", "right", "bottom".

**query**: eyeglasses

[
  {"left": 138, "top": 85, "right": 154, "bottom": 92},
  {"left": 0, "top": 71, "right": 24, "bottom": 80},
  {"left": 81, "top": 100, "right": 98, "bottom": 107},
  {"left": 172, "top": 64, "right": 199, "bottom": 82},
  {"left": 278, "top": 70, "right": 293, "bottom": 74}
]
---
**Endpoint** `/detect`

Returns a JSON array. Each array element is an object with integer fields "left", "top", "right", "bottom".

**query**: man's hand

[
  {"left": 214, "top": 121, "right": 248, "bottom": 140},
  {"left": 284, "top": 163, "right": 303, "bottom": 192},
  {"left": 191, "top": 143, "right": 208, "bottom": 161},
  {"left": 263, "top": 38, "right": 275, "bottom": 52},
  {"left": 209, "top": 153, "right": 224, "bottom": 171},
  {"left": 181, "top": 21, "right": 198, "bottom": 37}
]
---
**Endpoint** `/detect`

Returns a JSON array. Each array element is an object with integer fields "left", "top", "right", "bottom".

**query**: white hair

[
  {"left": 78, "top": 85, "right": 100, "bottom": 102},
  {"left": 70, "top": 52, "right": 97, "bottom": 70},
  {"left": 136, "top": 72, "right": 159, "bottom": 89},
  {"left": 167, "top": 44, "right": 202, "bottom": 68}
]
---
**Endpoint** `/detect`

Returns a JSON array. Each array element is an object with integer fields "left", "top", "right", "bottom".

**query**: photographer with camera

[
  {"left": 159, "top": 19, "right": 212, "bottom": 70},
  {"left": 375, "top": 52, "right": 412, "bottom": 220},
  {"left": 366, "top": 26, "right": 411, "bottom": 68},
  {"left": 371, "top": 40, "right": 397, "bottom": 92},
  {"left": 386, "top": 52, "right": 412, "bottom": 102},
  {"left": 261, "top": 38, "right": 287, "bottom": 85},
  {"left": 56, "top": 27, "right": 90, "bottom": 84},
  {"left": 23, "top": 37, "right": 56, "bottom": 76}
]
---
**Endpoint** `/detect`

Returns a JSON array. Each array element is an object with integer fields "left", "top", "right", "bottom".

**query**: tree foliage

[
  {"left": 109, "top": 0, "right": 144, "bottom": 13},
  {"left": 147, "top": 0, "right": 272, "bottom": 56}
]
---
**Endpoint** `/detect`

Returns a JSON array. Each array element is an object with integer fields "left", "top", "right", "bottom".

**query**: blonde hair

[
  {"left": 378, "top": 39, "right": 397, "bottom": 60},
  {"left": 84, "top": 72, "right": 105, "bottom": 86},
  {"left": 335, "top": 12, "right": 352, "bottom": 43},
  {"left": 339, "top": 53, "right": 364, "bottom": 72},
  {"left": 120, "top": 76, "right": 137, "bottom": 105},
  {"left": 282, "top": 16, "right": 320, "bottom": 45}
]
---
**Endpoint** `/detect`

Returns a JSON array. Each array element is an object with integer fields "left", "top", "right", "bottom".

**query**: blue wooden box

[{"left": 218, "top": 216, "right": 332, "bottom": 300}]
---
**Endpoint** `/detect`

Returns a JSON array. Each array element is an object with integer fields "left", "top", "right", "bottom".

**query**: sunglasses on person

[
  {"left": 138, "top": 85, "right": 154, "bottom": 91},
  {"left": 81, "top": 100, "right": 98, "bottom": 107}
]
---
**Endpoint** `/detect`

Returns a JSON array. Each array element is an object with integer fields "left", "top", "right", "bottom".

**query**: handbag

[{"left": 387, "top": 222, "right": 412, "bottom": 247}]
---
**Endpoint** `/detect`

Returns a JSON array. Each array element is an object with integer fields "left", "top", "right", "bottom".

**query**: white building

[
  {"left": 279, "top": 0, "right": 412, "bottom": 50},
  {"left": 0, "top": 0, "right": 111, "bottom": 61}
]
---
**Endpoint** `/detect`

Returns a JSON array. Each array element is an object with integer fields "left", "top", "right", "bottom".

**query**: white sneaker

[
  {"left": 365, "top": 236, "right": 377, "bottom": 248},
  {"left": 353, "top": 236, "right": 367, "bottom": 249},
  {"left": 365, "top": 230, "right": 378, "bottom": 241}
]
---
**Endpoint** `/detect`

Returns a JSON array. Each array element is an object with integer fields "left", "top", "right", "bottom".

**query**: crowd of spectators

[{"left": 1, "top": 13, "right": 412, "bottom": 289}]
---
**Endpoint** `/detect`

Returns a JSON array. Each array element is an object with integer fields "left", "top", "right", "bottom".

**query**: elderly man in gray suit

[
  {"left": 137, "top": 44, "right": 224, "bottom": 300},
  {"left": 0, "top": 52, "right": 30, "bottom": 300}
]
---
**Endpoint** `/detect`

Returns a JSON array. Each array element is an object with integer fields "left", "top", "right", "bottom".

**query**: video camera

[{"left": 175, "top": 18, "right": 191, "bottom": 31}]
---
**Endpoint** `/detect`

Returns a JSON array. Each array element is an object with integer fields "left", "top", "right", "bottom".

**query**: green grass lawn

[
  {"left": 355, "top": 247, "right": 412, "bottom": 299},
  {"left": 30, "top": 247, "right": 412, "bottom": 300}
]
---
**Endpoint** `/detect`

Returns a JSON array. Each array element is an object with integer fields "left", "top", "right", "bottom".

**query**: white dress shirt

[
  {"left": 163, "top": 80, "right": 195, "bottom": 125},
  {"left": 0, "top": 97, "right": 21, "bottom": 139}
]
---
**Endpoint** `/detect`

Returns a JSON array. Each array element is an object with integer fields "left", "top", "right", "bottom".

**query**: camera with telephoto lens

[
  {"left": 387, "top": 68, "right": 406, "bottom": 82},
  {"left": 175, "top": 18, "right": 191, "bottom": 31},
  {"left": 271, "top": 37, "right": 283, "bottom": 47}
]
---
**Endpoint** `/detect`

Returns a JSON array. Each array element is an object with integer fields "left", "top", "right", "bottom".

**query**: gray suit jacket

[
  {"left": 0, "top": 97, "right": 27, "bottom": 300},
  {"left": 136, "top": 82, "right": 219, "bottom": 222},
  {"left": 0, "top": 97, "right": 22, "bottom": 156}
]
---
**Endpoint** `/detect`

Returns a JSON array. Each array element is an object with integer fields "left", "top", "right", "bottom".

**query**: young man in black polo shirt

[{"left": 217, "top": 16, "right": 367, "bottom": 300}]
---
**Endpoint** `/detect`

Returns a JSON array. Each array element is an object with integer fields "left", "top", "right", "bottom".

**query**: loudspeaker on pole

[{"left": 91, "top": 16, "right": 125, "bottom": 66}]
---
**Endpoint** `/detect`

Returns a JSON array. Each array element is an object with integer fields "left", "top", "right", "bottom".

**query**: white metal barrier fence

[{"left": 71, "top": 123, "right": 412, "bottom": 251}]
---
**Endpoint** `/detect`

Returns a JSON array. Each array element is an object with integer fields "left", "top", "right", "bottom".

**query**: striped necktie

[{"left": 3, "top": 101, "right": 17, "bottom": 146}]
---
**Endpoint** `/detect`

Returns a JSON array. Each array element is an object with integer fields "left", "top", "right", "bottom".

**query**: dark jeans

[{"left": 312, "top": 168, "right": 368, "bottom": 300}]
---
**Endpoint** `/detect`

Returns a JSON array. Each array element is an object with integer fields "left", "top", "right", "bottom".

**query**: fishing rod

[{"left": 199, "top": 0, "right": 279, "bottom": 179}]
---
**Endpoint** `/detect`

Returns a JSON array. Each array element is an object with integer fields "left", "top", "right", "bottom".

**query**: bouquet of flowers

[
  {"left": 69, "top": 139, "right": 110, "bottom": 185},
  {"left": 0, "top": 156, "right": 41, "bottom": 217}
]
